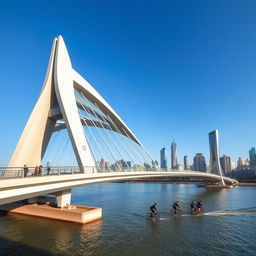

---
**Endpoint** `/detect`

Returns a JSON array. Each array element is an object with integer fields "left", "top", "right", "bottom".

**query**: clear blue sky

[{"left": 0, "top": 0, "right": 256, "bottom": 166}]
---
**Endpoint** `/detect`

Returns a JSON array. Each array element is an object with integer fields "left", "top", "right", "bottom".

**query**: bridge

[
  {"left": 0, "top": 166, "right": 238, "bottom": 207},
  {"left": 0, "top": 36, "right": 237, "bottom": 222}
]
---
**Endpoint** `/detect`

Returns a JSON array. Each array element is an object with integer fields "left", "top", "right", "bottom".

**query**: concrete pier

[{"left": 0, "top": 202, "right": 102, "bottom": 224}]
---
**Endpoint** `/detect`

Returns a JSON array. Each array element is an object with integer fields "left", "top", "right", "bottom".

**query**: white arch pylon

[{"left": 8, "top": 36, "right": 146, "bottom": 171}]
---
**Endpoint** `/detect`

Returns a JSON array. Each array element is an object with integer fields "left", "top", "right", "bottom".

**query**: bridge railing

[
  {"left": 0, "top": 165, "right": 160, "bottom": 179},
  {"left": 0, "top": 166, "right": 84, "bottom": 179}
]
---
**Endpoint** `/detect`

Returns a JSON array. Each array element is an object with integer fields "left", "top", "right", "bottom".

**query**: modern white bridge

[
  {"left": 0, "top": 35, "right": 237, "bottom": 218},
  {"left": 0, "top": 167, "right": 238, "bottom": 207}
]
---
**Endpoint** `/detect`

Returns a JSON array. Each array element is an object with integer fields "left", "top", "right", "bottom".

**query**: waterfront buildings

[
  {"left": 184, "top": 155, "right": 190, "bottom": 170},
  {"left": 220, "top": 155, "right": 231, "bottom": 176},
  {"left": 160, "top": 147, "right": 168, "bottom": 169},
  {"left": 171, "top": 141, "right": 178, "bottom": 169},
  {"left": 193, "top": 153, "right": 207, "bottom": 172}
]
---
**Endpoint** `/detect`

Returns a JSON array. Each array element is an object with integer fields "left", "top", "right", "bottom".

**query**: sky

[{"left": 0, "top": 0, "right": 256, "bottom": 166}]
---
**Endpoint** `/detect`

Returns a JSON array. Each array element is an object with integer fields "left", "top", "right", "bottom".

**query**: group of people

[
  {"left": 149, "top": 200, "right": 204, "bottom": 217},
  {"left": 23, "top": 164, "right": 51, "bottom": 177},
  {"left": 190, "top": 200, "right": 203, "bottom": 214}
]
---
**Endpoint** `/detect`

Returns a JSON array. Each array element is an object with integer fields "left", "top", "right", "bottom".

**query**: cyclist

[
  {"left": 172, "top": 200, "right": 180, "bottom": 214},
  {"left": 190, "top": 200, "right": 196, "bottom": 214},
  {"left": 196, "top": 200, "right": 203, "bottom": 214},
  {"left": 150, "top": 203, "right": 158, "bottom": 217}
]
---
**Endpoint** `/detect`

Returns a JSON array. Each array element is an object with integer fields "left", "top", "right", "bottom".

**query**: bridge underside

[{"left": 0, "top": 171, "right": 238, "bottom": 206}]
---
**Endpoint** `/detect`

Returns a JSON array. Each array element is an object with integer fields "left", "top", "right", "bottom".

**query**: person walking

[
  {"left": 39, "top": 165, "right": 42, "bottom": 176},
  {"left": 23, "top": 165, "right": 29, "bottom": 177},
  {"left": 34, "top": 166, "right": 39, "bottom": 176}
]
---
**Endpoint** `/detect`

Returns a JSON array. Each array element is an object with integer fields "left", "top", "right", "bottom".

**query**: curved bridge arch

[{"left": 8, "top": 36, "right": 151, "bottom": 170}]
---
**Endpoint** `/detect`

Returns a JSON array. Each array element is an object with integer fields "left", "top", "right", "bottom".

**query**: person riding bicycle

[
  {"left": 150, "top": 203, "right": 157, "bottom": 217},
  {"left": 190, "top": 200, "right": 196, "bottom": 214},
  {"left": 196, "top": 200, "right": 203, "bottom": 214},
  {"left": 172, "top": 201, "right": 180, "bottom": 214}
]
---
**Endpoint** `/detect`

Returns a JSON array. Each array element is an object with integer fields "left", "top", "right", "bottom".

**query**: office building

[
  {"left": 184, "top": 155, "right": 190, "bottom": 170},
  {"left": 220, "top": 155, "right": 231, "bottom": 176},
  {"left": 160, "top": 147, "right": 167, "bottom": 169},
  {"left": 193, "top": 153, "right": 207, "bottom": 172},
  {"left": 249, "top": 147, "right": 256, "bottom": 169},
  {"left": 171, "top": 141, "right": 178, "bottom": 169}
]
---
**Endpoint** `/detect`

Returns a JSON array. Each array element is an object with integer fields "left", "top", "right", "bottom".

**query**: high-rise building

[
  {"left": 193, "top": 153, "right": 207, "bottom": 172},
  {"left": 220, "top": 155, "right": 231, "bottom": 176},
  {"left": 171, "top": 141, "right": 178, "bottom": 169},
  {"left": 237, "top": 157, "right": 249, "bottom": 168},
  {"left": 160, "top": 147, "right": 167, "bottom": 169},
  {"left": 249, "top": 147, "right": 256, "bottom": 169},
  {"left": 208, "top": 130, "right": 225, "bottom": 185},
  {"left": 184, "top": 155, "right": 190, "bottom": 170}
]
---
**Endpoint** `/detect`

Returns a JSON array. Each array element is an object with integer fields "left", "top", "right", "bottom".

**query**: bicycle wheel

[
  {"left": 146, "top": 212, "right": 152, "bottom": 217},
  {"left": 170, "top": 209, "right": 175, "bottom": 215},
  {"left": 177, "top": 209, "right": 182, "bottom": 216}
]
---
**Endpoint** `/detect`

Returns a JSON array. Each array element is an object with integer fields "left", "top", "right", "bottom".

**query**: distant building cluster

[
  {"left": 228, "top": 147, "right": 256, "bottom": 180},
  {"left": 159, "top": 140, "right": 256, "bottom": 180}
]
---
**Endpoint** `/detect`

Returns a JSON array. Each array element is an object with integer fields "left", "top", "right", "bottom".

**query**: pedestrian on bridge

[
  {"left": 39, "top": 165, "right": 42, "bottom": 176},
  {"left": 34, "top": 166, "right": 39, "bottom": 176},
  {"left": 23, "top": 165, "right": 28, "bottom": 177}
]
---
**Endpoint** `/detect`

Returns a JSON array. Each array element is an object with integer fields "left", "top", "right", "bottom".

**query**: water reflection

[{"left": 0, "top": 183, "right": 255, "bottom": 256}]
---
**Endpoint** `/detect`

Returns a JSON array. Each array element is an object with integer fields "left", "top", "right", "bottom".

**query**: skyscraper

[
  {"left": 220, "top": 155, "right": 231, "bottom": 176},
  {"left": 193, "top": 153, "right": 207, "bottom": 172},
  {"left": 171, "top": 141, "right": 178, "bottom": 169},
  {"left": 160, "top": 147, "right": 167, "bottom": 169},
  {"left": 208, "top": 130, "right": 225, "bottom": 185},
  {"left": 184, "top": 155, "right": 190, "bottom": 170},
  {"left": 249, "top": 147, "right": 256, "bottom": 169}
]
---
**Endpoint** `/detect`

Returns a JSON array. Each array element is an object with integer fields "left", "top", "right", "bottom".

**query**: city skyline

[
  {"left": 1, "top": 1, "right": 256, "bottom": 165},
  {"left": 159, "top": 139, "right": 255, "bottom": 171}
]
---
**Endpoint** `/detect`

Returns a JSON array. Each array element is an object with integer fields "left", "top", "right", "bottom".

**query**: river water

[{"left": 0, "top": 183, "right": 255, "bottom": 256}]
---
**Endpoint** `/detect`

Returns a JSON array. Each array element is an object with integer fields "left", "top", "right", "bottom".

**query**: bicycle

[
  {"left": 170, "top": 208, "right": 182, "bottom": 216},
  {"left": 189, "top": 207, "right": 203, "bottom": 215},
  {"left": 146, "top": 211, "right": 160, "bottom": 218}
]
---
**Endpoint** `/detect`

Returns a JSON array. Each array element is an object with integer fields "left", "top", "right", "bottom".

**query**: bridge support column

[{"left": 56, "top": 189, "right": 71, "bottom": 208}]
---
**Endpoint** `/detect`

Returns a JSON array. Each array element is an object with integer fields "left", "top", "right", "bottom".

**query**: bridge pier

[{"left": 56, "top": 189, "right": 71, "bottom": 208}]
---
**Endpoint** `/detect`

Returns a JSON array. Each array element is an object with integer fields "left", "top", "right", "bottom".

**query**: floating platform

[
  {"left": 204, "top": 184, "right": 234, "bottom": 188},
  {"left": 238, "top": 183, "right": 256, "bottom": 186},
  {"left": 0, "top": 202, "right": 102, "bottom": 224}
]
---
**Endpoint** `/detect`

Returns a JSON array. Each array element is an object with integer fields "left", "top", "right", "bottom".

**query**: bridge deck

[{"left": 0, "top": 171, "right": 238, "bottom": 205}]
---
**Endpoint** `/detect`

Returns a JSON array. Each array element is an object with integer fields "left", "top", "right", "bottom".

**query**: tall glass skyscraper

[
  {"left": 160, "top": 147, "right": 167, "bottom": 169},
  {"left": 249, "top": 147, "right": 256, "bottom": 169},
  {"left": 171, "top": 141, "right": 178, "bottom": 169},
  {"left": 208, "top": 130, "right": 225, "bottom": 185}
]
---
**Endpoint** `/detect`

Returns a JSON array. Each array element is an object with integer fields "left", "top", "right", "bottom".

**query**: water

[{"left": 0, "top": 183, "right": 255, "bottom": 256}]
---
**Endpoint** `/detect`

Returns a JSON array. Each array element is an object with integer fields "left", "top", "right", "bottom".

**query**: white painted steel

[
  {"left": 0, "top": 171, "right": 238, "bottom": 205},
  {"left": 8, "top": 35, "right": 147, "bottom": 170}
]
